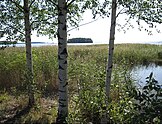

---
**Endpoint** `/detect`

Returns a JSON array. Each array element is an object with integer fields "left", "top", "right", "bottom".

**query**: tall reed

[{"left": 0, "top": 44, "right": 162, "bottom": 94}]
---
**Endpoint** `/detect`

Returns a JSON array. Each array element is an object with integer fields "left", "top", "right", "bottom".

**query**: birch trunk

[
  {"left": 24, "top": 0, "right": 34, "bottom": 107},
  {"left": 106, "top": 0, "right": 117, "bottom": 99},
  {"left": 101, "top": 1, "right": 117, "bottom": 123},
  {"left": 56, "top": 0, "right": 68, "bottom": 123}
]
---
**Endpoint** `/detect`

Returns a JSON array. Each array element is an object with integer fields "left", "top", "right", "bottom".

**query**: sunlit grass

[
  {"left": 0, "top": 43, "right": 162, "bottom": 123},
  {"left": 114, "top": 43, "right": 161, "bottom": 64},
  {"left": 0, "top": 44, "right": 162, "bottom": 92}
]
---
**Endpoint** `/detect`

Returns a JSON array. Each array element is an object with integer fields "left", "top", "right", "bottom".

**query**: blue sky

[{"left": 32, "top": 10, "right": 162, "bottom": 44}]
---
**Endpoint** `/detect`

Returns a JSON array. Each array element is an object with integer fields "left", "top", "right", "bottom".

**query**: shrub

[
  {"left": 130, "top": 72, "right": 162, "bottom": 123},
  {"left": 158, "top": 52, "right": 162, "bottom": 59}
]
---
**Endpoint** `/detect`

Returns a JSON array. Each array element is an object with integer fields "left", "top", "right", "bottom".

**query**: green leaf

[{"left": 149, "top": 94, "right": 155, "bottom": 97}]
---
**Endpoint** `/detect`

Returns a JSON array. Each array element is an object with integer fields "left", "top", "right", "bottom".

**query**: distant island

[
  {"left": 0, "top": 41, "right": 17, "bottom": 45},
  {"left": 68, "top": 38, "right": 93, "bottom": 43}
]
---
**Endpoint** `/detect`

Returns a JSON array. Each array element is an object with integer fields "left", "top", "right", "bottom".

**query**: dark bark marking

[
  {"left": 59, "top": 99, "right": 66, "bottom": 101},
  {"left": 63, "top": 25, "right": 67, "bottom": 31},
  {"left": 58, "top": 20, "right": 63, "bottom": 25},
  {"left": 58, "top": 55, "right": 64, "bottom": 60},
  {"left": 58, "top": 12, "right": 64, "bottom": 16},
  {"left": 63, "top": 60, "right": 67, "bottom": 64},
  {"left": 60, "top": 104, "right": 66, "bottom": 108},
  {"left": 58, "top": 101, "right": 66, "bottom": 107},
  {"left": 59, "top": 65, "right": 64, "bottom": 70},
  {"left": 59, "top": 90, "right": 65, "bottom": 93},
  {"left": 58, "top": 33, "right": 63, "bottom": 40},
  {"left": 58, "top": 101, "right": 66, "bottom": 108},
  {"left": 58, "top": 41, "right": 63, "bottom": 46},
  {"left": 109, "top": 65, "right": 113, "bottom": 69},
  {"left": 58, "top": 102, "right": 66, "bottom": 107},
  {"left": 63, "top": 82, "right": 68, "bottom": 87},
  {"left": 59, "top": 75, "right": 62, "bottom": 81},
  {"left": 60, "top": 48, "right": 67, "bottom": 55}
]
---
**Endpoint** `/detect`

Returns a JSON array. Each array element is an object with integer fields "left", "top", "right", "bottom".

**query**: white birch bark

[
  {"left": 56, "top": 0, "right": 68, "bottom": 123},
  {"left": 101, "top": 0, "right": 117, "bottom": 123},
  {"left": 24, "top": 0, "right": 35, "bottom": 107},
  {"left": 106, "top": 0, "right": 117, "bottom": 99}
]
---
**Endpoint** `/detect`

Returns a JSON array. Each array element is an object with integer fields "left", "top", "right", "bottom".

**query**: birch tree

[
  {"left": 47, "top": 0, "right": 110, "bottom": 123},
  {"left": 56, "top": 0, "right": 68, "bottom": 123},
  {"left": 104, "top": 0, "right": 161, "bottom": 123},
  {"left": 105, "top": 0, "right": 117, "bottom": 99},
  {"left": 0, "top": 0, "right": 57, "bottom": 107},
  {"left": 0, "top": 0, "right": 34, "bottom": 106},
  {"left": 23, "top": 0, "right": 34, "bottom": 107},
  {"left": 105, "top": 0, "right": 162, "bottom": 99},
  {"left": 54, "top": 0, "right": 161, "bottom": 123}
]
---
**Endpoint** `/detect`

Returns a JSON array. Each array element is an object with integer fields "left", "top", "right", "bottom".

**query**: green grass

[
  {"left": 0, "top": 43, "right": 162, "bottom": 123},
  {"left": 114, "top": 43, "right": 162, "bottom": 64},
  {"left": 1, "top": 43, "right": 162, "bottom": 93},
  {"left": 0, "top": 45, "right": 107, "bottom": 93}
]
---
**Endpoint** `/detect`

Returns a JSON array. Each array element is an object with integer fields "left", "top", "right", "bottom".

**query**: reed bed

[
  {"left": 0, "top": 44, "right": 162, "bottom": 93},
  {"left": 1, "top": 43, "right": 162, "bottom": 123}
]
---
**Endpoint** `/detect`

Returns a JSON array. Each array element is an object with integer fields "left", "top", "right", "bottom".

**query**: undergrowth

[{"left": 0, "top": 44, "right": 162, "bottom": 123}]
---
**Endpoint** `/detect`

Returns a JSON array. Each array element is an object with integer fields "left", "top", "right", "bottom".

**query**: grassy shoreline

[
  {"left": 1, "top": 43, "right": 162, "bottom": 92},
  {"left": 0, "top": 43, "right": 162, "bottom": 123}
]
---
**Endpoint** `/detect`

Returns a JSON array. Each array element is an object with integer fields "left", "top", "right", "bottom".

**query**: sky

[{"left": 32, "top": 10, "right": 162, "bottom": 44}]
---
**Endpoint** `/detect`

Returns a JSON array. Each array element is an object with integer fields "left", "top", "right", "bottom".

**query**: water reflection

[{"left": 131, "top": 63, "right": 162, "bottom": 87}]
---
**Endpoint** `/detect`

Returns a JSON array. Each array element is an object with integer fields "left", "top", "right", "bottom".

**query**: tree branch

[
  {"left": 4, "top": 23, "right": 24, "bottom": 35},
  {"left": 116, "top": 8, "right": 126, "bottom": 18},
  {"left": 29, "top": 0, "right": 35, "bottom": 9},
  {"left": 47, "top": 0, "right": 58, "bottom": 7},
  {"left": 67, "top": 16, "right": 100, "bottom": 32},
  {"left": 30, "top": 16, "right": 56, "bottom": 27},
  {"left": 67, "top": 0, "right": 75, "bottom": 8},
  {"left": 10, "top": 0, "right": 24, "bottom": 12}
]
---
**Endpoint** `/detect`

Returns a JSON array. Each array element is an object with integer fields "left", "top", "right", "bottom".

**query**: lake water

[
  {"left": 131, "top": 63, "right": 162, "bottom": 87},
  {"left": 1, "top": 41, "right": 162, "bottom": 47},
  {"left": 0, "top": 42, "right": 108, "bottom": 47}
]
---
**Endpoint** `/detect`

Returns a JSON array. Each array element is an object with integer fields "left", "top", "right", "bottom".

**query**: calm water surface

[{"left": 131, "top": 63, "right": 162, "bottom": 87}]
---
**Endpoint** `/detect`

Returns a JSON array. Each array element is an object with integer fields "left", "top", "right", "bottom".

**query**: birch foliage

[
  {"left": 0, "top": 0, "right": 58, "bottom": 107},
  {"left": 104, "top": 0, "right": 162, "bottom": 97},
  {"left": 105, "top": 0, "right": 161, "bottom": 122},
  {"left": 0, "top": 0, "right": 58, "bottom": 41},
  {"left": 119, "top": 0, "right": 162, "bottom": 24}
]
